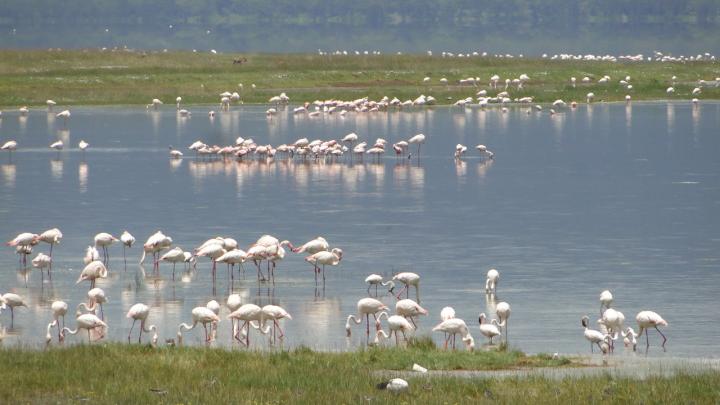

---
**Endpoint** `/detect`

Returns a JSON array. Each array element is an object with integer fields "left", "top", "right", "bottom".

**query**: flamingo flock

[{"left": 3, "top": 227, "right": 669, "bottom": 354}]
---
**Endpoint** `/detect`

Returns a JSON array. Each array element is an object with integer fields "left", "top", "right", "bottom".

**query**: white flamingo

[
  {"left": 38, "top": 228, "right": 63, "bottom": 259},
  {"left": 292, "top": 236, "right": 329, "bottom": 254},
  {"left": 94, "top": 232, "right": 118, "bottom": 264},
  {"left": 582, "top": 315, "right": 610, "bottom": 353},
  {"left": 305, "top": 248, "right": 343, "bottom": 284},
  {"left": 31, "top": 253, "right": 52, "bottom": 279},
  {"left": 346, "top": 298, "right": 388, "bottom": 340},
  {"left": 227, "top": 304, "right": 263, "bottom": 346},
  {"left": 259, "top": 305, "right": 292, "bottom": 344},
  {"left": 395, "top": 299, "right": 428, "bottom": 328},
  {"left": 599, "top": 290, "right": 613, "bottom": 316},
  {"left": 83, "top": 245, "right": 100, "bottom": 265},
  {"left": 61, "top": 313, "right": 107, "bottom": 343},
  {"left": 47, "top": 300, "right": 68, "bottom": 342},
  {"left": 76, "top": 260, "right": 108, "bottom": 289},
  {"left": 495, "top": 301, "right": 511, "bottom": 342},
  {"left": 160, "top": 247, "right": 186, "bottom": 279},
  {"left": 392, "top": 272, "right": 420, "bottom": 301},
  {"left": 1, "top": 293, "right": 26, "bottom": 325},
  {"left": 365, "top": 274, "right": 394, "bottom": 296},
  {"left": 375, "top": 312, "right": 414, "bottom": 345},
  {"left": 432, "top": 318, "right": 475, "bottom": 351},
  {"left": 120, "top": 230, "right": 135, "bottom": 268},
  {"left": 478, "top": 313, "right": 502, "bottom": 345},
  {"left": 177, "top": 307, "right": 220, "bottom": 343},
  {"left": 1, "top": 140, "right": 17, "bottom": 157},
  {"left": 126, "top": 303, "right": 158, "bottom": 344},
  {"left": 635, "top": 311, "right": 668, "bottom": 350}
]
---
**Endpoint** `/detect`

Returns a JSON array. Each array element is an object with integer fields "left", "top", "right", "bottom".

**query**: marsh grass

[
  {"left": 0, "top": 50, "right": 718, "bottom": 107},
  {"left": 0, "top": 344, "right": 717, "bottom": 404}
]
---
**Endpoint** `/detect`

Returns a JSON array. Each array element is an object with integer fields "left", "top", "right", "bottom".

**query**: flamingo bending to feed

[
  {"left": 432, "top": 318, "right": 475, "bottom": 351},
  {"left": 1, "top": 293, "right": 26, "bottom": 325},
  {"left": 216, "top": 249, "right": 247, "bottom": 281},
  {"left": 365, "top": 274, "right": 395, "bottom": 296},
  {"left": 1, "top": 140, "right": 18, "bottom": 157},
  {"left": 292, "top": 236, "right": 329, "bottom": 254},
  {"left": 582, "top": 315, "right": 610, "bottom": 353},
  {"left": 485, "top": 269, "right": 499, "bottom": 293},
  {"left": 38, "top": 228, "right": 62, "bottom": 259},
  {"left": 94, "top": 232, "right": 118, "bottom": 264},
  {"left": 31, "top": 253, "right": 52, "bottom": 279},
  {"left": 622, "top": 327, "right": 639, "bottom": 351},
  {"left": 495, "top": 301, "right": 511, "bottom": 342},
  {"left": 126, "top": 303, "right": 158, "bottom": 344},
  {"left": 177, "top": 307, "right": 220, "bottom": 343},
  {"left": 76, "top": 260, "right": 108, "bottom": 289},
  {"left": 599, "top": 308, "right": 625, "bottom": 352},
  {"left": 120, "top": 230, "right": 135, "bottom": 268},
  {"left": 160, "top": 247, "right": 186, "bottom": 279},
  {"left": 227, "top": 304, "right": 263, "bottom": 346},
  {"left": 6, "top": 232, "right": 39, "bottom": 266},
  {"left": 635, "top": 311, "right": 668, "bottom": 350},
  {"left": 305, "top": 248, "right": 343, "bottom": 284},
  {"left": 478, "top": 313, "right": 502, "bottom": 345},
  {"left": 392, "top": 272, "right": 420, "bottom": 301},
  {"left": 140, "top": 230, "right": 173, "bottom": 271},
  {"left": 395, "top": 299, "right": 428, "bottom": 328},
  {"left": 46, "top": 300, "right": 68, "bottom": 342},
  {"left": 61, "top": 313, "right": 107, "bottom": 343},
  {"left": 407, "top": 134, "right": 425, "bottom": 158},
  {"left": 346, "top": 298, "right": 388, "bottom": 340},
  {"left": 375, "top": 312, "right": 414, "bottom": 345},
  {"left": 259, "top": 305, "right": 292, "bottom": 344}
]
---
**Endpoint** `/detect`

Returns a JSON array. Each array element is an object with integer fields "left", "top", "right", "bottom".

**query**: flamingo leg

[
  {"left": 646, "top": 328, "right": 650, "bottom": 349},
  {"left": 655, "top": 326, "right": 668, "bottom": 349},
  {"left": 172, "top": 262, "right": 176, "bottom": 280},
  {"left": 443, "top": 334, "right": 450, "bottom": 350},
  {"left": 452, "top": 333, "right": 457, "bottom": 350},
  {"left": 204, "top": 324, "right": 209, "bottom": 342},
  {"left": 138, "top": 324, "right": 143, "bottom": 344},
  {"left": 275, "top": 320, "right": 285, "bottom": 339},
  {"left": 128, "top": 319, "right": 136, "bottom": 342}
]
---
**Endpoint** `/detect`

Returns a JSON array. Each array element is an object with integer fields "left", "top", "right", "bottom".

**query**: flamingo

[
  {"left": 120, "top": 230, "right": 135, "bottom": 268},
  {"left": 346, "top": 298, "right": 388, "bottom": 340},
  {"left": 46, "top": 100, "right": 56, "bottom": 111},
  {"left": 622, "top": 327, "right": 639, "bottom": 351},
  {"left": 160, "top": 247, "right": 186, "bottom": 279},
  {"left": 395, "top": 299, "right": 428, "bottom": 328},
  {"left": 177, "top": 307, "right": 220, "bottom": 343},
  {"left": 169, "top": 146, "right": 183, "bottom": 158},
  {"left": 292, "top": 236, "right": 329, "bottom": 254},
  {"left": 635, "top": 311, "right": 668, "bottom": 350},
  {"left": 125, "top": 303, "right": 158, "bottom": 344},
  {"left": 439, "top": 306, "right": 456, "bottom": 345},
  {"left": 582, "top": 315, "right": 610, "bottom": 353},
  {"left": 6, "top": 232, "right": 38, "bottom": 266},
  {"left": 478, "top": 313, "right": 502, "bottom": 345},
  {"left": 1, "top": 293, "right": 26, "bottom": 326},
  {"left": 86, "top": 287, "right": 108, "bottom": 320},
  {"left": 495, "top": 301, "right": 511, "bottom": 342},
  {"left": 1, "top": 140, "right": 17, "bottom": 157},
  {"left": 83, "top": 245, "right": 100, "bottom": 265},
  {"left": 78, "top": 140, "right": 89, "bottom": 154},
  {"left": 216, "top": 249, "right": 247, "bottom": 281},
  {"left": 140, "top": 230, "right": 173, "bottom": 270},
  {"left": 407, "top": 134, "right": 425, "bottom": 158},
  {"left": 48, "top": 300, "right": 68, "bottom": 341},
  {"left": 56, "top": 110, "right": 70, "bottom": 126},
  {"left": 176, "top": 96, "right": 182, "bottom": 110},
  {"left": 31, "top": 253, "right": 52, "bottom": 280},
  {"left": 38, "top": 228, "right": 63, "bottom": 260},
  {"left": 375, "top": 312, "right": 414, "bottom": 345},
  {"left": 305, "top": 248, "right": 342, "bottom": 284},
  {"left": 599, "top": 290, "right": 613, "bottom": 316},
  {"left": 259, "top": 305, "right": 292, "bottom": 344},
  {"left": 392, "top": 272, "right": 420, "bottom": 301},
  {"left": 226, "top": 294, "right": 243, "bottom": 336},
  {"left": 599, "top": 308, "right": 625, "bottom": 351},
  {"left": 76, "top": 260, "right": 108, "bottom": 289},
  {"left": 376, "top": 378, "right": 409, "bottom": 393},
  {"left": 432, "top": 318, "right": 475, "bottom": 351},
  {"left": 151, "top": 99, "right": 163, "bottom": 110},
  {"left": 245, "top": 244, "right": 270, "bottom": 281},
  {"left": 365, "top": 274, "right": 394, "bottom": 296},
  {"left": 61, "top": 313, "right": 107, "bottom": 343},
  {"left": 485, "top": 269, "right": 499, "bottom": 293},
  {"left": 227, "top": 304, "right": 263, "bottom": 346},
  {"left": 94, "top": 232, "right": 117, "bottom": 264}
]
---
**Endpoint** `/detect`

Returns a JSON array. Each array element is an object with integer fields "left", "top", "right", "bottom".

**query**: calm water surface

[{"left": 0, "top": 103, "right": 718, "bottom": 357}]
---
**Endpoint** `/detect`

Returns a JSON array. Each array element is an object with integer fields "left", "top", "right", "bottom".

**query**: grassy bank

[
  {"left": 0, "top": 343, "right": 717, "bottom": 404},
  {"left": 0, "top": 50, "right": 718, "bottom": 107}
]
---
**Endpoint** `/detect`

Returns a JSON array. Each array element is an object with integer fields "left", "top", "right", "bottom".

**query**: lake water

[{"left": 0, "top": 103, "right": 718, "bottom": 357}]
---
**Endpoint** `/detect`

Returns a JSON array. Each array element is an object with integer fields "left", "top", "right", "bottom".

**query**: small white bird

[{"left": 376, "top": 378, "right": 408, "bottom": 393}]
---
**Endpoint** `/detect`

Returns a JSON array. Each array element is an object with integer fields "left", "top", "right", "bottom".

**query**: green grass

[
  {"left": 0, "top": 343, "right": 718, "bottom": 404},
  {"left": 0, "top": 49, "right": 718, "bottom": 107}
]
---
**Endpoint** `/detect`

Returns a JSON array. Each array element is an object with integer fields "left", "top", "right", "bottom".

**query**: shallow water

[{"left": 0, "top": 103, "right": 718, "bottom": 356}]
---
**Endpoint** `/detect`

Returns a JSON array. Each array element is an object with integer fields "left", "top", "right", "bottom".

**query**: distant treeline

[{"left": 1, "top": 0, "right": 719, "bottom": 53}]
